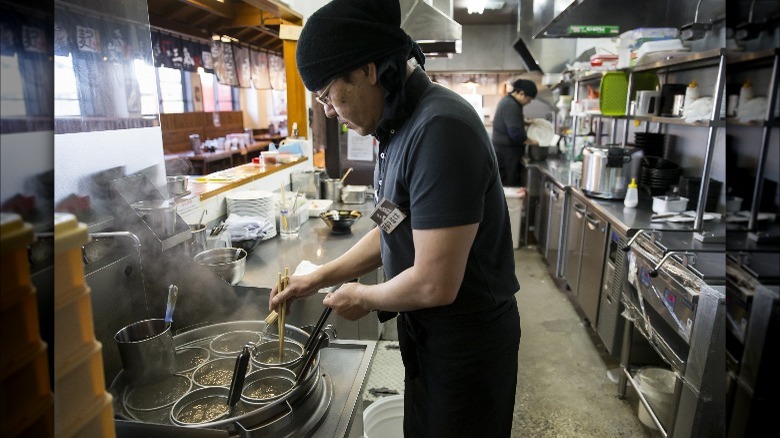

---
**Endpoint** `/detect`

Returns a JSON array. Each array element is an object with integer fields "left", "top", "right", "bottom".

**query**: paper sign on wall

[{"left": 347, "top": 130, "right": 376, "bottom": 162}]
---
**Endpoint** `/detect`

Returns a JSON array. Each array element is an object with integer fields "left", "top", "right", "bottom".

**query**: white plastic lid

[
  {"left": 54, "top": 212, "right": 90, "bottom": 254},
  {"left": 0, "top": 212, "right": 35, "bottom": 254}
]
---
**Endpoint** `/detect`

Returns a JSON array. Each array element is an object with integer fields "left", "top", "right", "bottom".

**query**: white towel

[{"left": 224, "top": 213, "right": 275, "bottom": 241}]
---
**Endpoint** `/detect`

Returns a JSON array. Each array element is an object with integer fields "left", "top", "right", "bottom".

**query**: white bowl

[{"left": 652, "top": 196, "right": 689, "bottom": 214}]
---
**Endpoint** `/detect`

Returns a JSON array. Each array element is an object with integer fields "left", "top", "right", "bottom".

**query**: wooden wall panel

[{"left": 160, "top": 111, "right": 246, "bottom": 154}]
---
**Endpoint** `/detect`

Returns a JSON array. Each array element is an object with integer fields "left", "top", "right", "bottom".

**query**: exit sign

[{"left": 568, "top": 25, "right": 620, "bottom": 36}]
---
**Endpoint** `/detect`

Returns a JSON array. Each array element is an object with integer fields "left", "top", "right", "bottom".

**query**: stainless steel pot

[
  {"left": 321, "top": 178, "right": 343, "bottom": 203},
  {"left": 580, "top": 146, "right": 644, "bottom": 199},
  {"left": 167, "top": 175, "right": 188, "bottom": 197},
  {"left": 131, "top": 199, "right": 177, "bottom": 236},
  {"left": 114, "top": 318, "right": 175, "bottom": 386}
]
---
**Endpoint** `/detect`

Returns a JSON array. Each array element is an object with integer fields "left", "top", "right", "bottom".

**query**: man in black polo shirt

[
  {"left": 269, "top": 1, "right": 521, "bottom": 436},
  {"left": 492, "top": 79, "right": 539, "bottom": 187}
]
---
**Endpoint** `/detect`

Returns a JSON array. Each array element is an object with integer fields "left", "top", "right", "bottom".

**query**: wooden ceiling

[{"left": 146, "top": 0, "right": 302, "bottom": 53}]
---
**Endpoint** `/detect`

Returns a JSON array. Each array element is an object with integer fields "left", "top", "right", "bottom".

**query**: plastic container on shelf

[
  {"left": 0, "top": 212, "right": 35, "bottom": 306},
  {"left": 16, "top": 399, "right": 53, "bottom": 438},
  {"left": 57, "top": 393, "right": 115, "bottom": 438},
  {"left": 0, "top": 342, "right": 52, "bottom": 437},
  {"left": 0, "top": 288, "right": 42, "bottom": 376},
  {"left": 54, "top": 212, "right": 90, "bottom": 296},
  {"left": 54, "top": 285, "right": 96, "bottom": 369},
  {"left": 54, "top": 340, "right": 109, "bottom": 434}
]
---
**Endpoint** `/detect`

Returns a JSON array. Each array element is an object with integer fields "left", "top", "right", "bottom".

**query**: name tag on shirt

[{"left": 369, "top": 198, "right": 407, "bottom": 234}]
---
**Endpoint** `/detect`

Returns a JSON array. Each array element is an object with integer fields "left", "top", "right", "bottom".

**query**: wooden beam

[
  {"left": 283, "top": 38, "right": 308, "bottom": 139},
  {"left": 241, "top": 0, "right": 302, "bottom": 25},
  {"left": 232, "top": 3, "right": 262, "bottom": 27},
  {"left": 174, "top": 0, "right": 233, "bottom": 19},
  {"left": 149, "top": 13, "right": 213, "bottom": 39}
]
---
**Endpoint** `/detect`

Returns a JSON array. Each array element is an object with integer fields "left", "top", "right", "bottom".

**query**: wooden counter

[{"left": 186, "top": 157, "right": 308, "bottom": 201}]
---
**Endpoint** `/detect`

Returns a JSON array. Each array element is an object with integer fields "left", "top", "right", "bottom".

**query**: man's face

[
  {"left": 515, "top": 91, "right": 534, "bottom": 106},
  {"left": 315, "top": 66, "right": 384, "bottom": 137}
]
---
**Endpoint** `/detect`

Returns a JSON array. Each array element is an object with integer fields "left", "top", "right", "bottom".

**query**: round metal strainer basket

[
  {"left": 125, "top": 374, "right": 192, "bottom": 411},
  {"left": 209, "top": 330, "right": 262, "bottom": 356}
]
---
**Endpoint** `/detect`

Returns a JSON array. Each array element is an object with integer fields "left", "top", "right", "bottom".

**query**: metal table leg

[{"left": 618, "top": 313, "right": 634, "bottom": 398}]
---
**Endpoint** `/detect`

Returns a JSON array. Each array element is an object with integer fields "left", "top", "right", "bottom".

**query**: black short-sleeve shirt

[{"left": 374, "top": 68, "right": 519, "bottom": 318}]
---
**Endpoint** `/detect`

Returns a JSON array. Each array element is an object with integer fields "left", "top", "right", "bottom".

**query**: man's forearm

[{"left": 315, "top": 227, "right": 383, "bottom": 287}]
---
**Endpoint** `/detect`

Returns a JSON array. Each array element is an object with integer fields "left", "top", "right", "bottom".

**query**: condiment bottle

[
  {"left": 738, "top": 79, "right": 754, "bottom": 113},
  {"left": 624, "top": 178, "right": 639, "bottom": 208},
  {"left": 684, "top": 79, "right": 700, "bottom": 115}
]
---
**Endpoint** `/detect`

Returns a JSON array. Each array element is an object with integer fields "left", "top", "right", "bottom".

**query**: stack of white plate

[{"left": 225, "top": 190, "right": 276, "bottom": 238}]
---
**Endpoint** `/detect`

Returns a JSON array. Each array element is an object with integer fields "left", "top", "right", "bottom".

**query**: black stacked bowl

[
  {"left": 640, "top": 156, "right": 681, "bottom": 196},
  {"left": 678, "top": 176, "right": 722, "bottom": 211},
  {"left": 634, "top": 133, "right": 666, "bottom": 158}
]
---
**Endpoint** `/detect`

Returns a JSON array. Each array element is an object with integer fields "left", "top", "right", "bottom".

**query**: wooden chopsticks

[{"left": 275, "top": 268, "right": 289, "bottom": 362}]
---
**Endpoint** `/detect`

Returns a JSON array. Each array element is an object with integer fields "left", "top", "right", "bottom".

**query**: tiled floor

[{"left": 361, "top": 246, "right": 662, "bottom": 437}]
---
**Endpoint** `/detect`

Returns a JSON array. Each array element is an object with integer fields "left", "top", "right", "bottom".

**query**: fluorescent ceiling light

[{"left": 467, "top": 0, "right": 487, "bottom": 14}]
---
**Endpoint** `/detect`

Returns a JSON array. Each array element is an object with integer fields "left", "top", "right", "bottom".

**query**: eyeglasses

[{"left": 315, "top": 77, "right": 338, "bottom": 106}]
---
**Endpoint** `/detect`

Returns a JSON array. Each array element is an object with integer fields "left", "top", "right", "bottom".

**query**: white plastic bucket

[
  {"left": 504, "top": 187, "right": 525, "bottom": 249},
  {"left": 635, "top": 367, "right": 676, "bottom": 430},
  {"left": 363, "top": 395, "right": 404, "bottom": 438}
]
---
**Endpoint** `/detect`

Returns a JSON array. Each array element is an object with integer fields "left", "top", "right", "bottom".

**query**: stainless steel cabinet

[
  {"left": 578, "top": 209, "right": 609, "bottom": 325},
  {"left": 537, "top": 180, "right": 552, "bottom": 257},
  {"left": 563, "top": 190, "right": 609, "bottom": 326},
  {"left": 547, "top": 184, "right": 567, "bottom": 278},
  {"left": 564, "top": 194, "right": 587, "bottom": 296}
]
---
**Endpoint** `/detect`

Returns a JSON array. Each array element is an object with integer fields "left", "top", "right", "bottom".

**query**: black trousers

[
  {"left": 397, "top": 299, "right": 521, "bottom": 438},
  {"left": 495, "top": 145, "right": 526, "bottom": 187}
]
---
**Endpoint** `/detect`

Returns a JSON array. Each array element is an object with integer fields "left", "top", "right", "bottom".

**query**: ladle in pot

[
  {"left": 340, "top": 167, "right": 354, "bottom": 184},
  {"left": 165, "top": 284, "right": 178, "bottom": 324}
]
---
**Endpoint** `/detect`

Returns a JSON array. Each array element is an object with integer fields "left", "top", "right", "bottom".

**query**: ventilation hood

[
  {"left": 400, "top": 0, "right": 462, "bottom": 57},
  {"left": 512, "top": 36, "right": 543, "bottom": 74}
]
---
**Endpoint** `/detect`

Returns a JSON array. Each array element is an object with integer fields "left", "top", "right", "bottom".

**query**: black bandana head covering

[{"left": 296, "top": 0, "right": 425, "bottom": 92}]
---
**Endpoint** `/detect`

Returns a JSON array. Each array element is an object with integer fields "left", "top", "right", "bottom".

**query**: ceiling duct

[
  {"left": 400, "top": 0, "right": 463, "bottom": 57},
  {"left": 512, "top": 36, "right": 543, "bottom": 74}
]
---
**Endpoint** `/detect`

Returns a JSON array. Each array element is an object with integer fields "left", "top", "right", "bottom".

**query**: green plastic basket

[{"left": 599, "top": 72, "right": 629, "bottom": 116}]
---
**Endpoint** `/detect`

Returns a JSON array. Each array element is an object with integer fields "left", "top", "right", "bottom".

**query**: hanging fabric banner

[
  {"left": 0, "top": 9, "right": 20, "bottom": 57},
  {"left": 76, "top": 23, "right": 101, "bottom": 54},
  {"left": 101, "top": 20, "right": 130, "bottom": 64},
  {"left": 151, "top": 30, "right": 163, "bottom": 67},
  {"left": 159, "top": 32, "right": 177, "bottom": 68},
  {"left": 181, "top": 39, "right": 199, "bottom": 72},
  {"left": 201, "top": 43, "right": 214, "bottom": 73},
  {"left": 250, "top": 49, "right": 271, "bottom": 90},
  {"left": 53, "top": 16, "right": 71, "bottom": 57},
  {"left": 211, "top": 39, "right": 238, "bottom": 86},
  {"left": 268, "top": 53, "right": 286, "bottom": 91},
  {"left": 233, "top": 44, "right": 251, "bottom": 88}
]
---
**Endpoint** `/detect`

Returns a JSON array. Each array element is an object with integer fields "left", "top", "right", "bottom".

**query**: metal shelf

[
  {"left": 726, "top": 48, "right": 780, "bottom": 66},
  {"left": 628, "top": 48, "right": 724, "bottom": 73},
  {"left": 632, "top": 115, "right": 715, "bottom": 127}
]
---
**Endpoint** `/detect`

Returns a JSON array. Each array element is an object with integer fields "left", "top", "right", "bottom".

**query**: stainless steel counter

[
  {"left": 526, "top": 157, "right": 727, "bottom": 237},
  {"left": 237, "top": 200, "right": 383, "bottom": 341}
]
